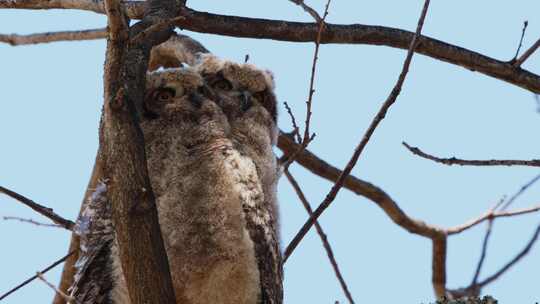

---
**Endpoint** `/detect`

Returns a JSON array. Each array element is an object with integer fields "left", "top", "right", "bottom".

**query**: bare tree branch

[
  {"left": 470, "top": 219, "right": 494, "bottom": 287},
  {"left": 432, "top": 236, "right": 447, "bottom": 298},
  {"left": 279, "top": 126, "right": 540, "bottom": 297},
  {"left": 302, "top": 0, "right": 330, "bottom": 145},
  {"left": 278, "top": 132, "right": 445, "bottom": 238},
  {"left": 0, "top": 251, "right": 75, "bottom": 301},
  {"left": 501, "top": 173, "right": 540, "bottom": 210},
  {"left": 514, "top": 37, "right": 540, "bottom": 67},
  {"left": 2, "top": 216, "right": 64, "bottom": 228},
  {"left": 281, "top": 0, "right": 330, "bottom": 170},
  {"left": 284, "top": 0, "right": 432, "bottom": 263},
  {"left": 477, "top": 222, "right": 540, "bottom": 287},
  {"left": 284, "top": 170, "right": 355, "bottom": 304},
  {"left": 0, "top": 186, "right": 75, "bottom": 230},
  {"left": 402, "top": 142, "right": 540, "bottom": 167},
  {"left": 2, "top": 1, "right": 540, "bottom": 93},
  {"left": 283, "top": 102, "right": 302, "bottom": 143},
  {"left": 0, "top": 28, "right": 106, "bottom": 45},
  {"left": 449, "top": 222, "right": 540, "bottom": 297},
  {"left": 446, "top": 204, "right": 540, "bottom": 235},
  {"left": 36, "top": 272, "right": 76, "bottom": 304}
]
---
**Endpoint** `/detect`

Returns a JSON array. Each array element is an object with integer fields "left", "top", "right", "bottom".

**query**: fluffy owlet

[{"left": 69, "top": 55, "right": 283, "bottom": 304}]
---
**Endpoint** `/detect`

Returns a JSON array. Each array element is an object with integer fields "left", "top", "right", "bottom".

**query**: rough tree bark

[{"left": 82, "top": 0, "right": 183, "bottom": 301}]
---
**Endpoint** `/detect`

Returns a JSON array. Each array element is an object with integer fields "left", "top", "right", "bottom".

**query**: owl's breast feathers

[
  {"left": 70, "top": 151, "right": 282, "bottom": 304},
  {"left": 221, "top": 147, "right": 283, "bottom": 304}
]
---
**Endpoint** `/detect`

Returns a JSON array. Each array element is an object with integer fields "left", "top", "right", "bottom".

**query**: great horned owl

[{"left": 69, "top": 55, "right": 282, "bottom": 304}]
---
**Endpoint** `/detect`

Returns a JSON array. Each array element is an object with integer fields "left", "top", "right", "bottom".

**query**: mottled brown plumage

[{"left": 70, "top": 55, "right": 282, "bottom": 304}]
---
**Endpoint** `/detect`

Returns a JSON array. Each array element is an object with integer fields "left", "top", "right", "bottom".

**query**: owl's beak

[{"left": 240, "top": 91, "right": 253, "bottom": 112}]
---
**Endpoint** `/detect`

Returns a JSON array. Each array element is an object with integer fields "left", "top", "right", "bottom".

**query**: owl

[{"left": 68, "top": 54, "right": 283, "bottom": 304}]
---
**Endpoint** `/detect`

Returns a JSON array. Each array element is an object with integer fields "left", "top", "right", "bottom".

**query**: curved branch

[
  {"left": 278, "top": 132, "right": 445, "bottom": 238},
  {"left": 2, "top": 0, "right": 540, "bottom": 93}
]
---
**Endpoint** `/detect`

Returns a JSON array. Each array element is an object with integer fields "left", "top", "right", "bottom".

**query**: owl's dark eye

[
  {"left": 212, "top": 79, "right": 233, "bottom": 91},
  {"left": 153, "top": 87, "right": 176, "bottom": 102}
]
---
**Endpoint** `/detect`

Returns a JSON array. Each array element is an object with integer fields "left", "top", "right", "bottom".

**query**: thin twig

[
  {"left": 0, "top": 28, "right": 107, "bottom": 46},
  {"left": 512, "top": 21, "right": 528, "bottom": 61},
  {"left": 0, "top": 251, "right": 75, "bottom": 301},
  {"left": 36, "top": 272, "right": 76, "bottom": 303},
  {"left": 0, "top": 186, "right": 75, "bottom": 230},
  {"left": 501, "top": 173, "right": 540, "bottom": 210},
  {"left": 302, "top": 0, "right": 330, "bottom": 145},
  {"left": 514, "top": 37, "right": 540, "bottom": 67},
  {"left": 448, "top": 221, "right": 540, "bottom": 297},
  {"left": 402, "top": 142, "right": 540, "bottom": 167},
  {"left": 281, "top": 0, "right": 331, "bottom": 170},
  {"left": 285, "top": 170, "right": 355, "bottom": 304},
  {"left": 477, "top": 221, "right": 540, "bottom": 287},
  {"left": 2, "top": 216, "right": 64, "bottom": 228},
  {"left": 288, "top": 0, "right": 322, "bottom": 22},
  {"left": 471, "top": 219, "right": 494, "bottom": 286},
  {"left": 446, "top": 203, "right": 540, "bottom": 235},
  {"left": 284, "top": 0, "right": 432, "bottom": 262},
  {"left": 283, "top": 102, "right": 302, "bottom": 143}
]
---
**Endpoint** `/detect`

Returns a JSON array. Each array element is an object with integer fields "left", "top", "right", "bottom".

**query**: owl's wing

[{"left": 69, "top": 182, "right": 116, "bottom": 304}]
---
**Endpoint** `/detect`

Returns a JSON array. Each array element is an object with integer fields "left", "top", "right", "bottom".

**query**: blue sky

[{"left": 1, "top": 1, "right": 540, "bottom": 303}]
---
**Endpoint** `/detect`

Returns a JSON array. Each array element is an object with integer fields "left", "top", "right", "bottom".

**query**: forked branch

[
  {"left": 0, "top": 186, "right": 75, "bottom": 230},
  {"left": 284, "top": 0, "right": 432, "bottom": 263}
]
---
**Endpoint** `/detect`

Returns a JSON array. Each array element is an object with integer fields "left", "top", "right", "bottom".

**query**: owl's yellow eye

[
  {"left": 212, "top": 79, "right": 233, "bottom": 91},
  {"left": 154, "top": 88, "right": 175, "bottom": 102}
]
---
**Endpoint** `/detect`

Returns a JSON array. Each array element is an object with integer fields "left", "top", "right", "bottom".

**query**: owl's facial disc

[{"left": 144, "top": 85, "right": 186, "bottom": 119}]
